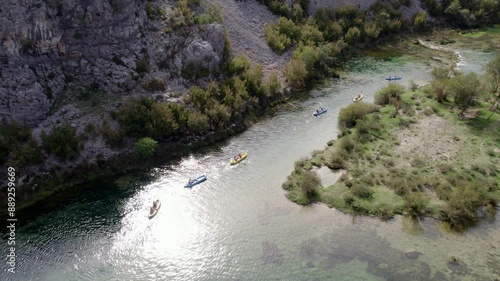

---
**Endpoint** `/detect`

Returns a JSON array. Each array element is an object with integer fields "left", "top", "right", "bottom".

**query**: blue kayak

[
  {"left": 185, "top": 175, "right": 207, "bottom": 188},
  {"left": 386, "top": 76, "right": 402, "bottom": 81},
  {"left": 313, "top": 107, "right": 327, "bottom": 116}
]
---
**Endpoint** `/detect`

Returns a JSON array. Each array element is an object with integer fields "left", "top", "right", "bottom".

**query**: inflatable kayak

[
  {"left": 185, "top": 175, "right": 208, "bottom": 188},
  {"left": 230, "top": 152, "right": 247, "bottom": 165},
  {"left": 313, "top": 107, "right": 327, "bottom": 116},
  {"left": 386, "top": 76, "right": 402, "bottom": 81},
  {"left": 352, "top": 94, "right": 364, "bottom": 102},
  {"left": 148, "top": 200, "right": 161, "bottom": 219}
]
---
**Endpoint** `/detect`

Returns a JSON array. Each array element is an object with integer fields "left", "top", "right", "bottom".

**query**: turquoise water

[{"left": 2, "top": 51, "right": 498, "bottom": 281}]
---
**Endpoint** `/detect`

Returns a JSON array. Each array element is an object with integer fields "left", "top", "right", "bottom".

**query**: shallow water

[{"left": 1, "top": 49, "right": 498, "bottom": 281}]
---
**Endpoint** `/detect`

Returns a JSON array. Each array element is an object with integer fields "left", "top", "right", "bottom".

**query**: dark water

[{"left": 2, "top": 51, "right": 499, "bottom": 281}]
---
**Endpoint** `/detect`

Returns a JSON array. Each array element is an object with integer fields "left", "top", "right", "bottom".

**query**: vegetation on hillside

[{"left": 283, "top": 58, "right": 500, "bottom": 231}]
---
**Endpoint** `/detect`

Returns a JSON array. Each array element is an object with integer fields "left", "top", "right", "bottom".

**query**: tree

[
  {"left": 449, "top": 73, "right": 482, "bottom": 116},
  {"left": 41, "top": 124, "right": 80, "bottom": 159},
  {"left": 485, "top": 55, "right": 500, "bottom": 97},
  {"left": 134, "top": 137, "right": 158, "bottom": 158},
  {"left": 284, "top": 59, "right": 308, "bottom": 89},
  {"left": 266, "top": 72, "right": 281, "bottom": 97},
  {"left": 414, "top": 11, "right": 428, "bottom": 32},
  {"left": 374, "top": 84, "right": 405, "bottom": 105},
  {"left": 344, "top": 26, "right": 361, "bottom": 44},
  {"left": 150, "top": 103, "right": 178, "bottom": 136},
  {"left": 187, "top": 110, "right": 209, "bottom": 132}
]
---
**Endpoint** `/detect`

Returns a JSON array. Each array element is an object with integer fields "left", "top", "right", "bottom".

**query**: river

[{"left": 1, "top": 46, "right": 498, "bottom": 281}]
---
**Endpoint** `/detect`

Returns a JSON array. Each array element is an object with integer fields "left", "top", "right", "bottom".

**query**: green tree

[
  {"left": 364, "top": 21, "right": 381, "bottom": 39},
  {"left": 300, "top": 20, "right": 324, "bottom": 45},
  {"left": 41, "top": 124, "right": 80, "bottom": 159},
  {"left": 485, "top": 55, "right": 500, "bottom": 97},
  {"left": 187, "top": 110, "right": 210, "bottom": 132},
  {"left": 284, "top": 59, "right": 308, "bottom": 89},
  {"left": 374, "top": 83, "right": 405, "bottom": 105},
  {"left": 195, "top": 3, "right": 223, "bottom": 24},
  {"left": 134, "top": 137, "right": 158, "bottom": 158},
  {"left": 266, "top": 72, "right": 281, "bottom": 97},
  {"left": 449, "top": 73, "right": 482, "bottom": 115},
  {"left": 150, "top": 103, "right": 178, "bottom": 136},
  {"left": 264, "top": 23, "right": 292, "bottom": 54},
  {"left": 414, "top": 11, "right": 428, "bottom": 31},
  {"left": 344, "top": 26, "right": 361, "bottom": 44},
  {"left": 404, "top": 192, "right": 429, "bottom": 216},
  {"left": 228, "top": 53, "right": 251, "bottom": 75},
  {"left": 276, "top": 17, "right": 301, "bottom": 40}
]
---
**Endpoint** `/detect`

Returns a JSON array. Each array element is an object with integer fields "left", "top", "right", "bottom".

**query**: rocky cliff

[{"left": 0, "top": 0, "right": 226, "bottom": 127}]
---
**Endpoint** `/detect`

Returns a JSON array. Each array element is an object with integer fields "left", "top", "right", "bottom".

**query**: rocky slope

[{"left": 0, "top": 0, "right": 226, "bottom": 127}]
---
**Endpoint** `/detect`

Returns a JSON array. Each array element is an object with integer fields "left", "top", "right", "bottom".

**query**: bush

[
  {"left": 264, "top": 23, "right": 292, "bottom": 54},
  {"left": 374, "top": 83, "right": 405, "bottom": 105},
  {"left": 143, "top": 77, "right": 166, "bottom": 92},
  {"left": 409, "top": 80, "right": 419, "bottom": 91},
  {"left": 266, "top": 72, "right": 281, "bottom": 97},
  {"left": 187, "top": 110, "right": 210, "bottom": 132},
  {"left": 351, "top": 182, "right": 373, "bottom": 199},
  {"left": 404, "top": 192, "right": 429, "bottom": 216},
  {"left": 134, "top": 137, "right": 158, "bottom": 158},
  {"left": 344, "top": 26, "right": 361, "bottom": 44},
  {"left": 413, "top": 11, "right": 427, "bottom": 31},
  {"left": 195, "top": 3, "right": 223, "bottom": 24},
  {"left": 299, "top": 169, "right": 320, "bottom": 200},
  {"left": 327, "top": 150, "right": 346, "bottom": 169},
  {"left": 338, "top": 102, "right": 379, "bottom": 133},
  {"left": 228, "top": 53, "right": 251, "bottom": 75},
  {"left": 117, "top": 97, "right": 154, "bottom": 136},
  {"left": 440, "top": 184, "right": 489, "bottom": 230},
  {"left": 41, "top": 124, "right": 80, "bottom": 159},
  {"left": 284, "top": 59, "right": 308, "bottom": 89}
]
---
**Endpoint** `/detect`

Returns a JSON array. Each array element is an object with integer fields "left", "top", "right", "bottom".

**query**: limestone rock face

[{"left": 0, "top": 0, "right": 226, "bottom": 126}]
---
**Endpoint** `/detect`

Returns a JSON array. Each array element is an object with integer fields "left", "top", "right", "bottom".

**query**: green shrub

[
  {"left": 284, "top": 59, "right": 308, "bottom": 89},
  {"left": 41, "top": 124, "right": 80, "bottom": 159},
  {"left": 117, "top": 97, "right": 154, "bottom": 136},
  {"left": 374, "top": 83, "right": 405, "bottom": 105},
  {"left": 143, "top": 77, "right": 166, "bottom": 92},
  {"left": 187, "top": 110, "right": 210, "bottom": 132},
  {"left": 264, "top": 23, "right": 292, "bottom": 54},
  {"left": 351, "top": 182, "right": 373, "bottom": 199},
  {"left": 404, "top": 192, "right": 429, "bottom": 216},
  {"left": 150, "top": 103, "right": 179, "bottom": 136},
  {"left": 299, "top": 169, "right": 320, "bottom": 200},
  {"left": 228, "top": 53, "right": 251, "bottom": 75},
  {"left": 409, "top": 80, "right": 419, "bottom": 91},
  {"left": 338, "top": 102, "right": 379, "bottom": 133},
  {"left": 327, "top": 150, "right": 346, "bottom": 169},
  {"left": 440, "top": 184, "right": 489, "bottom": 230},
  {"left": 244, "top": 65, "right": 265, "bottom": 98},
  {"left": 413, "top": 11, "right": 427, "bottom": 31},
  {"left": 134, "top": 137, "right": 158, "bottom": 158},
  {"left": 266, "top": 72, "right": 281, "bottom": 97},
  {"left": 195, "top": 3, "right": 223, "bottom": 24},
  {"left": 344, "top": 26, "right": 361, "bottom": 44}
]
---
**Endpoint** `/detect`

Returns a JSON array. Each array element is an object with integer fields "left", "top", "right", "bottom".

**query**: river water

[{"left": 2, "top": 49, "right": 498, "bottom": 281}]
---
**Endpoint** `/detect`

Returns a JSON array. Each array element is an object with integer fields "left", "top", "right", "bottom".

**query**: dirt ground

[{"left": 395, "top": 115, "right": 461, "bottom": 162}]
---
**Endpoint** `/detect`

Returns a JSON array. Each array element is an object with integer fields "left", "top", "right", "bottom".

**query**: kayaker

[{"left": 150, "top": 206, "right": 155, "bottom": 214}]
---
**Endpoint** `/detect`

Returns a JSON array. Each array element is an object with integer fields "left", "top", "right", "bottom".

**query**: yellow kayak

[
  {"left": 148, "top": 200, "right": 161, "bottom": 219},
  {"left": 230, "top": 152, "right": 247, "bottom": 165}
]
